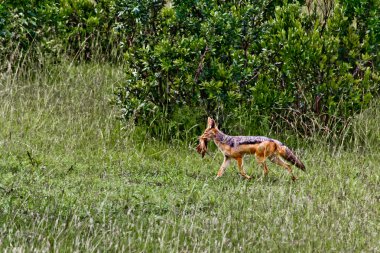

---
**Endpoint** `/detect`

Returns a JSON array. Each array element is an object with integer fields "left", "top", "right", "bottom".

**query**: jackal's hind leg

[
  {"left": 216, "top": 156, "right": 231, "bottom": 179},
  {"left": 255, "top": 143, "right": 272, "bottom": 177},
  {"left": 256, "top": 157, "right": 269, "bottom": 177},
  {"left": 236, "top": 157, "right": 251, "bottom": 180},
  {"left": 270, "top": 155, "right": 297, "bottom": 181},
  {"left": 255, "top": 152, "right": 270, "bottom": 177},
  {"left": 263, "top": 162, "right": 269, "bottom": 176}
]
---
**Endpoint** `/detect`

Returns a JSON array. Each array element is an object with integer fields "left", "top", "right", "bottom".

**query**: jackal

[{"left": 196, "top": 117, "right": 305, "bottom": 180}]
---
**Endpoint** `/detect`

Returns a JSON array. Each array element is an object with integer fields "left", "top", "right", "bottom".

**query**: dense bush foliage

[
  {"left": 1, "top": 0, "right": 379, "bottom": 139},
  {"left": 0, "top": 0, "right": 127, "bottom": 63},
  {"left": 115, "top": 0, "right": 379, "bottom": 138},
  {"left": 255, "top": 3, "right": 378, "bottom": 134}
]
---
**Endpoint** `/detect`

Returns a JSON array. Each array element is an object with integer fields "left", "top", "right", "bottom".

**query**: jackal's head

[
  {"left": 196, "top": 117, "right": 218, "bottom": 157},
  {"left": 200, "top": 117, "right": 218, "bottom": 140}
]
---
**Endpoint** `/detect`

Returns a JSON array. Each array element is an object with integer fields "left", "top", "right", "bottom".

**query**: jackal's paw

[{"left": 242, "top": 175, "right": 252, "bottom": 180}]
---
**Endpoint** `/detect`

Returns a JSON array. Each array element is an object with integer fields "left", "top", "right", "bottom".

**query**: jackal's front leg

[{"left": 216, "top": 156, "right": 231, "bottom": 179}]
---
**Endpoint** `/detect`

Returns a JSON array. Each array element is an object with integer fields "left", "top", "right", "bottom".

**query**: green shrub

[
  {"left": 0, "top": 0, "right": 127, "bottom": 63},
  {"left": 117, "top": 1, "right": 379, "bottom": 139},
  {"left": 255, "top": 3, "right": 379, "bottom": 135},
  {"left": 1, "top": 0, "right": 378, "bottom": 140}
]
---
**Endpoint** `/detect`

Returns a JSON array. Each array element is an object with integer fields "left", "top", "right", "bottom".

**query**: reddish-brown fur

[{"left": 197, "top": 117, "right": 305, "bottom": 180}]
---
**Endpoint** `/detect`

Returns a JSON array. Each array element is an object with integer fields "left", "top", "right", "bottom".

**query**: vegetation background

[{"left": 0, "top": 0, "right": 379, "bottom": 251}]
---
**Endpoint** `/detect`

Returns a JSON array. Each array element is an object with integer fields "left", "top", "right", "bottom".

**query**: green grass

[{"left": 0, "top": 62, "right": 379, "bottom": 252}]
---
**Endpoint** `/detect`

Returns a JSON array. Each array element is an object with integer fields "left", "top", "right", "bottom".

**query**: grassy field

[{"left": 0, "top": 63, "right": 379, "bottom": 252}]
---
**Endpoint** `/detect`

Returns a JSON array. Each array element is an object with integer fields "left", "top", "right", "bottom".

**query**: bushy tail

[{"left": 280, "top": 146, "right": 306, "bottom": 171}]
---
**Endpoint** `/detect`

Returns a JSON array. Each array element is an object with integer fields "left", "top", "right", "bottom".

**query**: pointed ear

[{"left": 207, "top": 117, "right": 216, "bottom": 129}]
